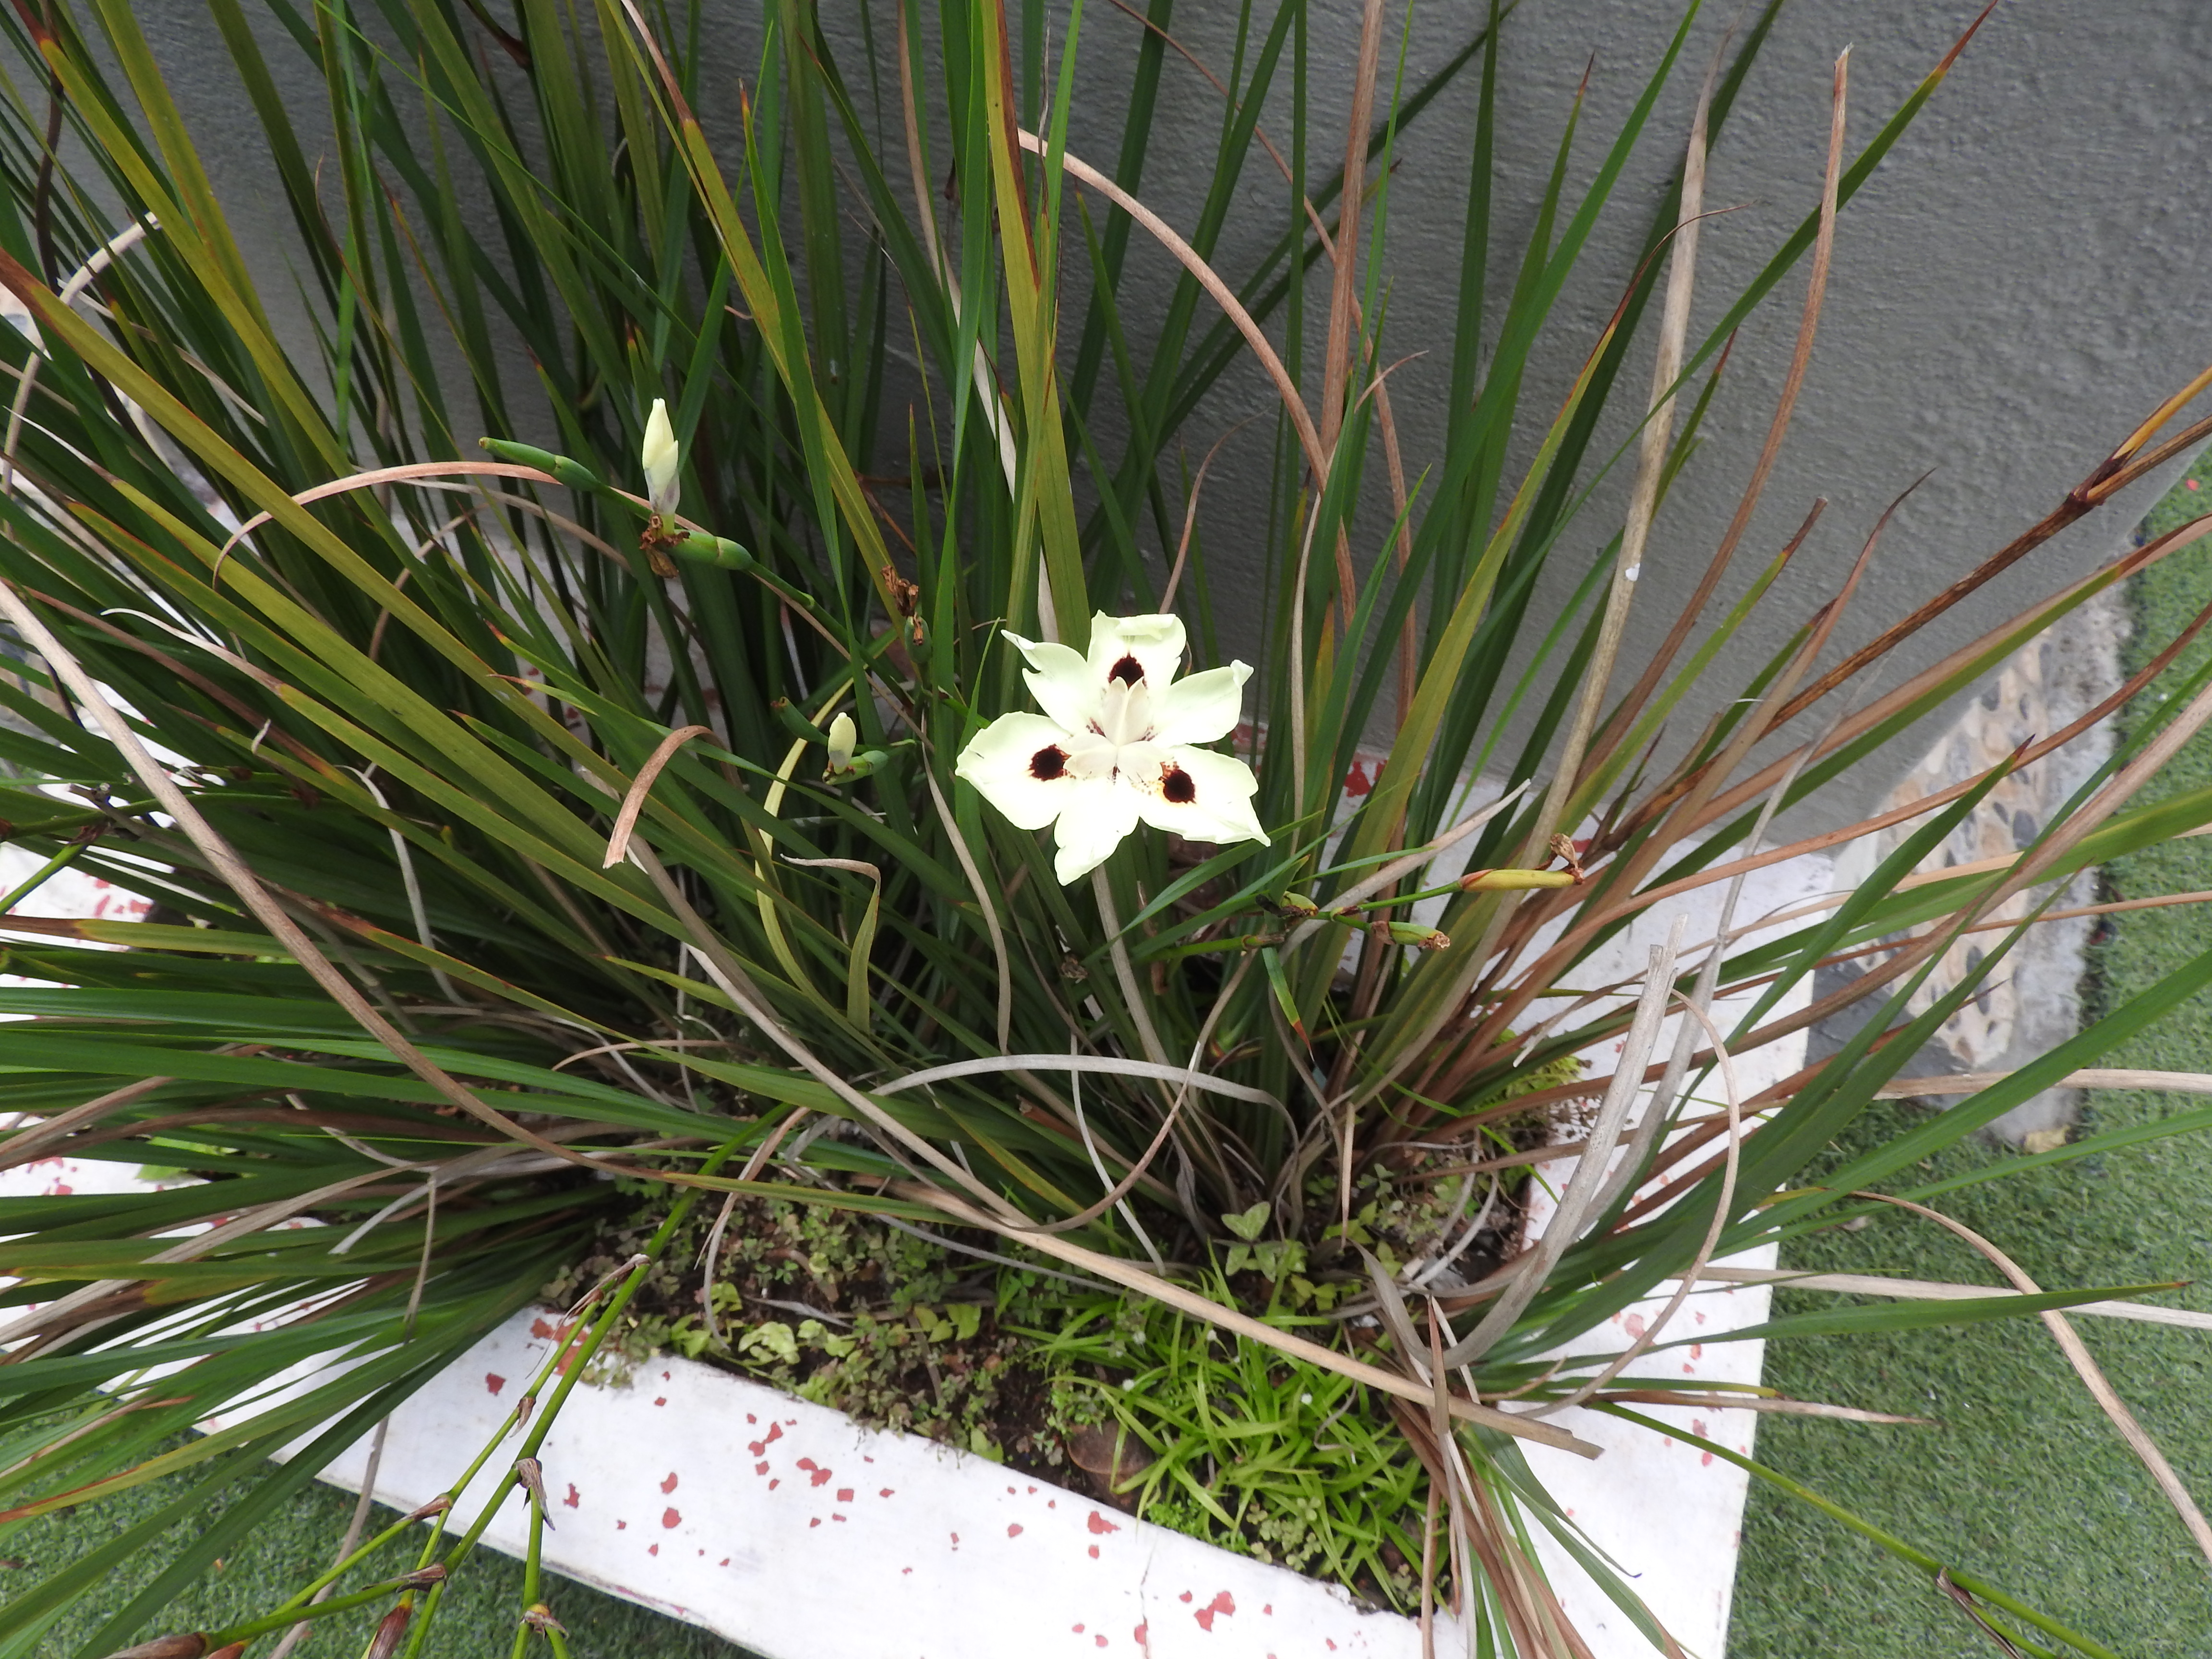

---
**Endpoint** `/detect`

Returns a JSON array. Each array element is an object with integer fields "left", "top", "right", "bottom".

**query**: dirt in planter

[{"left": 543, "top": 1080, "right": 1575, "bottom": 1614}]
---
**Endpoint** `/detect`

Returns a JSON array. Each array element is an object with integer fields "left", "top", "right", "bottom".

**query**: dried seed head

[
  {"left": 514, "top": 1457, "right": 556, "bottom": 1531},
  {"left": 397, "top": 1564, "right": 447, "bottom": 1590},
  {"left": 364, "top": 1604, "right": 412, "bottom": 1659},
  {"left": 403, "top": 1494, "right": 453, "bottom": 1523},
  {"left": 102, "top": 1635, "right": 207, "bottom": 1659},
  {"left": 522, "top": 1603, "right": 569, "bottom": 1635}
]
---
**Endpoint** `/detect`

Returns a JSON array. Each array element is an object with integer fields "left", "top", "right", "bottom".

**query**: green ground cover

[
  {"left": 1733, "top": 448, "right": 2212, "bottom": 1658},
  {"left": 6, "top": 1459, "right": 756, "bottom": 1658}
]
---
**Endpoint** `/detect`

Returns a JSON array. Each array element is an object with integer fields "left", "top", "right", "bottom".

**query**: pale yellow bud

[
  {"left": 825, "top": 711, "right": 856, "bottom": 773},
  {"left": 642, "top": 397, "right": 680, "bottom": 517}
]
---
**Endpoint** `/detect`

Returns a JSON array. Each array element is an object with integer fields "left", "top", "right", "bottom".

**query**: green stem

[{"left": 203, "top": 1572, "right": 430, "bottom": 1646}]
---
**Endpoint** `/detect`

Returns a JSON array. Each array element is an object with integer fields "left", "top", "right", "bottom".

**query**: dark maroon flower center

[
  {"left": 1160, "top": 764, "right": 1196, "bottom": 804},
  {"left": 1108, "top": 654, "right": 1144, "bottom": 686},
  {"left": 1029, "top": 745, "right": 1069, "bottom": 781}
]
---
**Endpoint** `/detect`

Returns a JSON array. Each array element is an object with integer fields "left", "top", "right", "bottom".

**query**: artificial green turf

[
  {"left": 1731, "top": 448, "right": 2212, "bottom": 1659},
  {"left": 8, "top": 1463, "right": 759, "bottom": 1658}
]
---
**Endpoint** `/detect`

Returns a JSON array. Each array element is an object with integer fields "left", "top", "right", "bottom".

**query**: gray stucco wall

[{"left": 119, "top": 1, "right": 2212, "bottom": 830}]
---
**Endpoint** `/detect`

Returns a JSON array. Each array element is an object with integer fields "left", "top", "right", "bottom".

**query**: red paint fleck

[
  {"left": 746, "top": 1413, "right": 757, "bottom": 1424},
  {"left": 1344, "top": 761, "right": 1371, "bottom": 796},
  {"left": 1194, "top": 1591, "right": 1236, "bottom": 1631},
  {"left": 616, "top": 1520, "right": 627, "bottom": 1531},
  {"left": 769, "top": 1479, "right": 781, "bottom": 1491},
  {"left": 950, "top": 1532, "right": 960, "bottom": 1549},
  {"left": 1088, "top": 1545, "right": 1100, "bottom": 1559},
  {"left": 1695, "top": 1311, "right": 1707, "bottom": 1326},
  {"left": 48, "top": 1183, "right": 71, "bottom": 1195},
  {"left": 1327, "top": 1642, "right": 1337, "bottom": 1652},
  {"left": 1026, "top": 1485, "right": 1036, "bottom": 1494},
  {"left": 661, "top": 1472, "right": 680, "bottom": 1494},
  {"left": 661, "top": 1508, "right": 682, "bottom": 1529},
  {"left": 1007, "top": 1524, "right": 1024, "bottom": 1538},
  {"left": 1072, "top": 1625, "right": 1085, "bottom": 1635},
  {"left": 1683, "top": 1364, "right": 1695, "bottom": 1374},
  {"left": 721, "top": 1558, "right": 731, "bottom": 1567},
  {"left": 879, "top": 1488, "right": 895, "bottom": 1498},
  {"left": 1701, "top": 1451, "right": 1715, "bottom": 1467},
  {"left": 563, "top": 1484, "right": 580, "bottom": 1509},
  {"left": 832, "top": 1515, "right": 847, "bottom": 1523},
  {"left": 1087, "top": 1512, "right": 1120, "bottom": 1535},
  {"left": 653, "top": 1397, "right": 667, "bottom": 1407},
  {"left": 747, "top": 1423, "right": 783, "bottom": 1456},
  {"left": 1263, "top": 1605, "right": 1273, "bottom": 1615},
  {"left": 902, "top": 1567, "right": 913, "bottom": 1575},
  {"left": 1094, "top": 1640, "right": 1106, "bottom": 1650},
  {"left": 484, "top": 1373, "right": 506, "bottom": 1396},
  {"left": 809, "top": 1518, "right": 821, "bottom": 1529},
  {"left": 697, "top": 1549, "right": 704, "bottom": 1557},
  {"left": 1622, "top": 1313, "right": 1647, "bottom": 1340},
  {"left": 864, "top": 1455, "right": 875, "bottom": 1464},
  {"left": 837, "top": 1488, "right": 854, "bottom": 1503},
  {"left": 1690, "top": 1343, "right": 1703, "bottom": 1358},
  {"left": 1179, "top": 1593, "right": 1193, "bottom": 1604},
  {"left": 531, "top": 1317, "right": 557, "bottom": 1339},
  {"left": 662, "top": 1370, "right": 671, "bottom": 1381},
  {"left": 755, "top": 1461, "right": 770, "bottom": 1476},
  {"left": 1134, "top": 1625, "right": 1148, "bottom": 1646},
  {"left": 1662, "top": 1437, "right": 1673, "bottom": 1447},
  {"left": 648, "top": 1544, "right": 658, "bottom": 1556},
  {"left": 1048, "top": 1499, "right": 1057, "bottom": 1509},
  {"left": 795, "top": 1458, "right": 832, "bottom": 1488}
]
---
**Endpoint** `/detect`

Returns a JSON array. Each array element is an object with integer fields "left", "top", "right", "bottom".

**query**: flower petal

[
  {"left": 1121, "top": 742, "right": 1269, "bottom": 848},
  {"left": 1085, "top": 612, "right": 1186, "bottom": 693},
  {"left": 954, "top": 712, "right": 1086, "bottom": 831},
  {"left": 1148, "top": 661, "right": 1250, "bottom": 746},
  {"left": 1003, "top": 631, "right": 1100, "bottom": 733},
  {"left": 1051, "top": 777, "right": 1142, "bottom": 884}
]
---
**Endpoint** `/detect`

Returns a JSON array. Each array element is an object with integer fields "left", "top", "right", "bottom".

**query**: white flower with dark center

[
  {"left": 642, "top": 397, "right": 680, "bottom": 518},
  {"left": 955, "top": 612, "right": 1268, "bottom": 885}
]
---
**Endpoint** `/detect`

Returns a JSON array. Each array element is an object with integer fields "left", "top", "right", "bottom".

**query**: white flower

[
  {"left": 954, "top": 611, "right": 1268, "bottom": 885},
  {"left": 825, "top": 711, "right": 856, "bottom": 773},
  {"left": 642, "top": 397, "right": 680, "bottom": 517}
]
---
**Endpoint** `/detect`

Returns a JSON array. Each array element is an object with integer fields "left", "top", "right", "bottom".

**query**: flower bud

[
  {"left": 1379, "top": 919, "right": 1450, "bottom": 951},
  {"left": 825, "top": 712, "right": 856, "bottom": 774},
  {"left": 642, "top": 397, "right": 680, "bottom": 518}
]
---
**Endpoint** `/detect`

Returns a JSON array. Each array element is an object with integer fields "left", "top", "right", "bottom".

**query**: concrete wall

[{"left": 120, "top": 1, "right": 2212, "bottom": 829}]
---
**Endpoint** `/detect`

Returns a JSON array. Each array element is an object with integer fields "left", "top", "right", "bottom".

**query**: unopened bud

[
  {"left": 397, "top": 1564, "right": 447, "bottom": 1590},
  {"left": 1378, "top": 920, "right": 1450, "bottom": 951},
  {"left": 825, "top": 712, "right": 856, "bottom": 775},
  {"left": 1273, "top": 892, "right": 1320, "bottom": 920},
  {"left": 102, "top": 1636, "right": 206, "bottom": 1659},
  {"left": 642, "top": 398, "right": 680, "bottom": 518},
  {"left": 1458, "top": 867, "right": 1578, "bottom": 893},
  {"left": 364, "top": 1604, "right": 412, "bottom": 1659},
  {"left": 404, "top": 1495, "right": 453, "bottom": 1523}
]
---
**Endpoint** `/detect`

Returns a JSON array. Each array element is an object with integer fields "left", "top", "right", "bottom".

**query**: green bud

[{"left": 478, "top": 436, "right": 603, "bottom": 493}]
